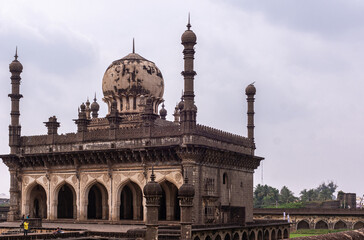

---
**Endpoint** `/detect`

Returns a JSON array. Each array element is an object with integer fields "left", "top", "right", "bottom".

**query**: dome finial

[
  {"left": 14, "top": 46, "right": 18, "bottom": 60},
  {"left": 94, "top": 92, "right": 97, "bottom": 102},
  {"left": 133, "top": 38, "right": 135, "bottom": 54},
  {"left": 187, "top": 13, "right": 191, "bottom": 30},
  {"left": 150, "top": 165, "right": 156, "bottom": 182}
]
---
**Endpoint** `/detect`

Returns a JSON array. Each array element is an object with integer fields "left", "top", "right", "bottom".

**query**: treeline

[{"left": 254, "top": 181, "right": 337, "bottom": 208}]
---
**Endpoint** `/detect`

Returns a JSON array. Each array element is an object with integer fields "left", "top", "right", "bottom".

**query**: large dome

[{"left": 102, "top": 52, "right": 164, "bottom": 114}]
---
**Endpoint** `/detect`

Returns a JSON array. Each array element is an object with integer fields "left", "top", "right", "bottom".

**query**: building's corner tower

[
  {"left": 8, "top": 48, "right": 23, "bottom": 155},
  {"left": 245, "top": 84, "right": 256, "bottom": 152},
  {"left": 180, "top": 15, "right": 197, "bottom": 133}
]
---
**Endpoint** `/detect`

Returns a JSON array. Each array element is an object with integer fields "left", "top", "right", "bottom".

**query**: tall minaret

[
  {"left": 180, "top": 15, "right": 197, "bottom": 133},
  {"left": 245, "top": 83, "right": 256, "bottom": 145},
  {"left": 8, "top": 48, "right": 23, "bottom": 155}
]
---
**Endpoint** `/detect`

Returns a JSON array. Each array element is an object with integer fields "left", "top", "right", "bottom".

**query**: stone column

[
  {"left": 8, "top": 168, "right": 20, "bottom": 221},
  {"left": 178, "top": 173, "right": 195, "bottom": 240},
  {"left": 245, "top": 84, "right": 256, "bottom": 152},
  {"left": 143, "top": 169, "right": 162, "bottom": 240}
]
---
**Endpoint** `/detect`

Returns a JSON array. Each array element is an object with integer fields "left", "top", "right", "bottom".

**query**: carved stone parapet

[
  {"left": 179, "top": 197, "right": 194, "bottom": 207},
  {"left": 145, "top": 196, "right": 161, "bottom": 206}
]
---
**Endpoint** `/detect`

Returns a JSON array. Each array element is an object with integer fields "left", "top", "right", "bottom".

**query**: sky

[{"left": 1, "top": 0, "right": 364, "bottom": 198}]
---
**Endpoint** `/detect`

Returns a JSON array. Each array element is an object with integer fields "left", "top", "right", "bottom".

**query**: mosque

[{"left": 1, "top": 19, "right": 263, "bottom": 226}]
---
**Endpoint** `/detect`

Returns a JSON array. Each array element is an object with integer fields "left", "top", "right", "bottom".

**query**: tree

[
  {"left": 279, "top": 186, "right": 297, "bottom": 204},
  {"left": 300, "top": 181, "right": 337, "bottom": 202},
  {"left": 300, "top": 188, "right": 319, "bottom": 202},
  {"left": 254, "top": 184, "right": 279, "bottom": 208}
]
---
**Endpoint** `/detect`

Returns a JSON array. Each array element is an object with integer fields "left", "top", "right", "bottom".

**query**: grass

[{"left": 290, "top": 229, "right": 349, "bottom": 238}]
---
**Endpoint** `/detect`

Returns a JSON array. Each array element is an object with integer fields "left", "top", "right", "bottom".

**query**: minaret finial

[
  {"left": 133, "top": 38, "right": 135, "bottom": 53},
  {"left": 150, "top": 165, "right": 156, "bottom": 182},
  {"left": 187, "top": 13, "right": 191, "bottom": 30},
  {"left": 14, "top": 46, "right": 18, "bottom": 60},
  {"left": 94, "top": 92, "right": 97, "bottom": 101}
]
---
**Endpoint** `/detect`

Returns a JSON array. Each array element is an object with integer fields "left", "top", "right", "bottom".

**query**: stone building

[{"left": 1, "top": 20, "right": 263, "bottom": 225}]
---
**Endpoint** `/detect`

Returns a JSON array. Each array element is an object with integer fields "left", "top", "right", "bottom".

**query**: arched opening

[
  {"left": 315, "top": 220, "right": 328, "bottom": 229},
  {"left": 233, "top": 233, "right": 239, "bottom": 240},
  {"left": 119, "top": 181, "right": 143, "bottom": 220},
  {"left": 354, "top": 221, "right": 364, "bottom": 230},
  {"left": 159, "top": 180, "right": 180, "bottom": 221},
  {"left": 223, "top": 173, "right": 228, "bottom": 185},
  {"left": 249, "top": 231, "right": 255, "bottom": 240},
  {"left": 283, "top": 229, "right": 289, "bottom": 239},
  {"left": 57, "top": 183, "right": 76, "bottom": 219},
  {"left": 271, "top": 230, "right": 276, "bottom": 240},
  {"left": 277, "top": 229, "right": 282, "bottom": 239},
  {"left": 242, "top": 232, "right": 248, "bottom": 240},
  {"left": 206, "top": 236, "right": 212, "bottom": 240},
  {"left": 224, "top": 233, "right": 231, "bottom": 240},
  {"left": 194, "top": 237, "right": 200, "bottom": 240},
  {"left": 334, "top": 220, "right": 347, "bottom": 229},
  {"left": 297, "top": 220, "right": 310, "bottom": 230},
  {"left": 215, "top": 235, "right": 222, "bottom": 240},
  {"left": 87, "top": 182, "right": 109, "bottom": 220},
  {"left": 257, "top": 231, "right": 263, "bottom": 240},
  {"left": 28, "top": 184, "right": 47, "bottom": 218},
  {"left": 264, "top": 230, "right": 269, "bottom": 240}
]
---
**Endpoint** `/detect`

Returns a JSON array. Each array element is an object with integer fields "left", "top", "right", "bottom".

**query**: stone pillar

[
  {"left": 178, "top": 172, "right": 195, "bottom": 240},
  {"left": 44, "top": 116, "right": 60, "bottom": 135},
  {"left": 8, "top": 168, "right": 20, "bottom": 221},
  {"left": 143, "top": 169, "right": 162, "bottom": 240},
  {"left": 245, "top": 84, "right": 256, "bottom": 144}
]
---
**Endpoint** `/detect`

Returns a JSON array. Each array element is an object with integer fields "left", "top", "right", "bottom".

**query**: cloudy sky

[{"left": 1, "top": 0, "right": 364, "bottom": 198}]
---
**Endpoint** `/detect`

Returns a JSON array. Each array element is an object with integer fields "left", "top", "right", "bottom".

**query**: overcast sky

[{"left": 1, "top": 0, "right": 364, "bottom": 198}]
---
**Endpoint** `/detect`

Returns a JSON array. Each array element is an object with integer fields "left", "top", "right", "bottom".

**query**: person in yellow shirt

[{"left": 23, "top": 221, "right": 29, "bottom": 236}]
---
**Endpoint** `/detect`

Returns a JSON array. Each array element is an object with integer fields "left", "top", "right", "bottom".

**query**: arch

[
  {"left": 249, "top": 231, "right": 255, "bottom": 240},
  {"left": 233, "top": 233, "right": 239, "bottom": 240},
  {"left": 264, "top": 230, "right": 269, "bottom": 240},
  {"left": 116, "top": 180, "right": 143, "bottom": 220},
  {"left": 297, "top": 220, "right": 310, "bottom": 230},
  {"left": 206, "top": 236, "right": 212, "bottom": 240},
  {"left": 56, "top": 183, "right": 76, "bottom": 219},
  {"left": 27, "top": 183, "right": 47, "bottom": 218},
  {"left": 194, "top": 237, "right": 200, "bottom": 240},
  {"left": 215, "top": 235, "right": 222, "bottom": 240},
  {"left": 86, "top": 181, "right": 109, "bottom": 220},
  {"left": 277, "top": 229, "right": 282, "bottom": 240},
  {"left": 334, "top": 220, "right": 348, "bottom": 229},
  {"left": 315, "top": 220, "right": 329, "bottom": 229},
  {"left": 354, "top": 221, "right": 364, "bottom": 230},
  {"left": 283, "top": 229, "right": 289, "bottom": 239},
  {"left": 224, "top": 233, "right": 231, "bottom": 240},
  {"left": 271, "top": 229, "right": 276, "bottom": 240},
  {"left": 257, "top": 230, "right": 263, "bottom": 240},
  {"left": 223, "top": 173, "right": 228, "bottom": 185},
  {"left": 159, "top": 180, "right": 180, "bottom": 221},
  {"left": 242, "top": 231, "right": 248, "bottom": 240}
]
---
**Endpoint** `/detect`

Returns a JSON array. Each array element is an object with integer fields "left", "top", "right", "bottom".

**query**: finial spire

[
  {"left": 150, "top": 165, "right": 156, "bottom": 182},
  {"left": 187, "top": 13, "right": 191, "bottom": 30},
  {"left": 133, "top": 38, "right": 135, "bottom": 53},
  {"left": 14, "top": 46, "right": 18, "bottom": 60},
  {"left": 94, "top": 92, "right": 97, "bottom": 101},
  {"left": 184, "top": 169, "right": 189, "bottom": 184}
]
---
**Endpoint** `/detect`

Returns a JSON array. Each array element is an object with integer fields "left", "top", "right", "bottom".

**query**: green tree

[
  {"left": 300, "top": 188, "right": 319, "bottom": 202},
  {"left": 254, "top": 184, "right": 279, "bottom": 208},
  {"left": 279, "top": 186, "right": 297, "bottom": 204},
  {"left": 300, "top": 181, "right": 337, "bottom": 202}
]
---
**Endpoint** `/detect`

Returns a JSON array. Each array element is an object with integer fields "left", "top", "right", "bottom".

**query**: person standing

[{"left": 23, "top": 221, "right": 29, "bottom": 236}]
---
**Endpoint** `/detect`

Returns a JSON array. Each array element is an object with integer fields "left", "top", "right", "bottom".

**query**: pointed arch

[
  {"left": 54, "top": 182, "right": 76, "bottom": 219},
  {"left": 315, "top": 220, "right": 329, "bottom": 229},
  {"left": 249, "top": 231, "right": 255, "bottom": 240},
  {"left": 116, "top": 179, "right": 143, "bottom": 220},
  {"left": 271, "top": 229, "right": 276, "bottom": 240},
  {"left": 334, "top": 220, "right": 347, "bottom": 229},
  {"left": 215, "top": 235, "right": 222, "bottom": 240},
  {"left": 354, "top": 221, "right": 364, "bottom": 230},
  {"left": 84, "top": 181, "right": 109, "bottom": 220},
  {"left": 242, "top": 231, "right": 248, "bottom": 240},
  {"left": 264, "top": 230, "right": 269, "bottom": 240},
  {"left": 283, "top": 229, "right": 289, "bottom": 239},
  {"left": 257, "top": 230, "right": 263, "bottom": 240},
  {"left": 25, "top": 182, "right": 47, "bottom": 219},
  {"left": 297, "top": 220, "right": 310, "bottom": 230},
  {"left": 233, "top": 232, "right": 239, "bottom": 240},
  {"left": 224, "top": 233, "right": 231, "bottom": 240},
  {"left": 205, "top": 236, "right": 212, "bottom": 240},
  {"left": 277, "top": 229, "right": 282, "bottom": 239},
  {"left": 158, "top": 179, "right": 180, "bottom": 221}
]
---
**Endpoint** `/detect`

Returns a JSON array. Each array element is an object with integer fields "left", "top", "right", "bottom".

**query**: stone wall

[{"left": 289, "top": 229, "right": 364, "bottom": 240}]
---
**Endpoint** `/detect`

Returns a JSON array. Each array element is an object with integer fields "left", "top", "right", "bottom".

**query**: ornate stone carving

[
  {"left": 137, "top": 173, "right": 144, "bottom": 184},
  {"left": 81, "top": 175, "right": 88, "bottom": 184},
  {"left": 23, "top": 176, "right": 29, "bottom": 186},
  {"left": 122, "top": 172, "right": 136, "bottom": 177},
  {"left": 42, "top": 176, "right": 48, "bottom": 185},
  {"left": 114, "top": 174, "right": 121, "bottom": 184},
  {"left": 52, "top": 176, "right": 58, "bottom": 185},
  {"left": 103, "top": 174, "right": 109, "bottom": 183},
  {"left": 160, "top": 171, "right": 171, "bottom": 176},
  {"left": 72, "top": 175, "right": 78, "bottom": 185},
  {"left": 175, "top": 172, "right": 182, "bottom": 183},
  {"left": 90, "top": 173, "right": 101, "bottom": 179}
]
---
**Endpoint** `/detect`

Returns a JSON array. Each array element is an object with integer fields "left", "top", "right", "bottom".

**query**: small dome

[
  {"left": 178, "top": 175, "right": 195, "bottom": 197},
  {"left": 159, "top": 103, "right": 167, "bottom": 120},
  {"left": 91, "top": 98, "right": 100, "bottom": 112},
  {"left": 80, "top": 103, "right": 86, "bottom": 111},
  {"left": 178, "top": 100, "right": 184, "bottom": 111},
  {"left": 245, "top": 84, "right": 256, "bottom": 95},
  {"left": 181, "top": 30, "right": 197, "bottom": 44},
  {"left": 143, "top": 173, "right": 162, "bottom": 196},
  {"left": 9, "top": 60, "right": 23, "bottom": 73}
]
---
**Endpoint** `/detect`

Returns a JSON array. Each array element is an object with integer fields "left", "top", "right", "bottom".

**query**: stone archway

[
  {"left": 224, "top": 233, "right": 231, "bottom": 240},
  {"left": 118, "top": 181, "right": 143, "bottom": 220},
  {"left": 354, "top": 221, "right": 364, "bottom": 230},
  {"left": 233, "top": 233, "right": 239, "bottom": 240},
  {"left": 297, "top": 220, "right": 310, "bottom": 230},
  {"left": 283, "top": 229, "right": 289, "bottom": 239},
  {"left": 86, "top": 182, "right": 109, "bottom": 220},
  {"left": 242, "top": 232, "right": 248, "bottom": 240},
  {"left": 277, "top": 229, "right": 282, "bottom": 239},
  {"left": 257, "top": 231, "right": 263, "bottom": 240},
  {"left": 264, "top": 230, "right": 269, "bottom": 240},
  {"left": 271, "top": 229, "right": 276, "bottom": 240},
  {"left": 249, "top": 231, "right": 255, "bottom": 240},
  {"left": 215, "top": 235, "right": 222, "bottom": 240},
  {"left": 28, "top": 184, "right": 47, "bottom": 219},
  {"left": 315, "top": 220, "right": 329, "bottom": 229},
  {"left": 159, "top": 180, "right": 180, "bottom": 221},
  {"left": 56, "top": 183, "right": 76, "bottom": 219},
  {"left": 334, "top": 220, "right": 348, "bottom": 229}
]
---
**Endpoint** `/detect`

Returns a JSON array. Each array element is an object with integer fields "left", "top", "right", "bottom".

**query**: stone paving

[{"left": 0, "top": 221, "right": 143, "bottom": 233}]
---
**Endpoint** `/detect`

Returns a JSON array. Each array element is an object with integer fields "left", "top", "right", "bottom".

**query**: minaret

[
  {"left": 180, "top": 15, "right": 197, "bottom": 133},
  {"left": 8, "top": 47, "right": 23, "bottom": 154},
  {"left": 245, "top": 83, "right": 256, "bottom": 145}
]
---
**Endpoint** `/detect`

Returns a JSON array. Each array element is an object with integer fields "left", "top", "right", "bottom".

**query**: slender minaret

[
  {"left": 180, "top": 14, "right": 197, "bottom": 133},
  {"left": 245, "top": 83, "right": 256, "bottom": 145},
  {"left": 8, "top": 47, "right": 23, "bottom": 155}
]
